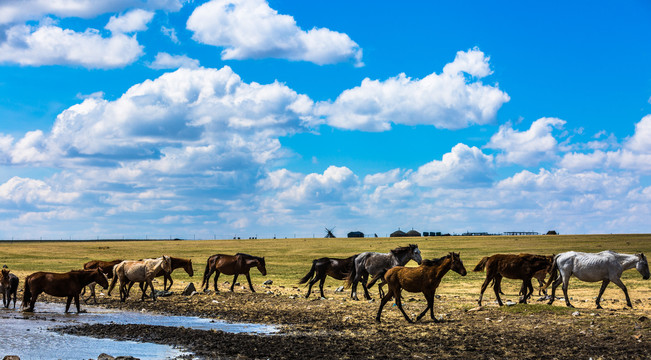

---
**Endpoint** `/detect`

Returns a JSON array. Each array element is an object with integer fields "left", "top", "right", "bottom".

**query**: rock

[
  {"left": 98, "top": 354, "right": 115, "bottom": 360},
  {"left": 638, "top": 316, "right": 649, "bottom": 322},
  {"left": 3, "top": 356, "right": 20, "bottom": 360},
  {"left": 182, "top": 283, "right": 197, "bottom": 296},
  {"left": 153, "top": 290, "right": 173, "bottom": 297},
  {"left": 572, "top": 311, "right": 581, "bottom": 317},
  {"left": 505, "top": 300, "right": 516, "bottom": 306},
  {"left": 335, "top": 286, "right": 344, "bottom": 293},
  {"left": 263, "top": 279, "right": 273, "bottom": 285}
]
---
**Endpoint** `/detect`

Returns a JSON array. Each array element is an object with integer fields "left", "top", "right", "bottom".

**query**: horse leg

[
  {"left": 164, "top": 273, "right": 173, "bottom": 292},
  {"left": 148, "top": 280, "right": 156, "bottom": 301},
  {"left": 318, "top": 276, "right": 326, "bottom": 299},
  {"left": 376, "top": 290, "right": 394, "bottom": 323},
  {"left": 65, "top": 296, "right": 72, "bottom": 313},
  {"left": 245, "top": 272, "right": 255, "bottom": 292},
  {"left": 350, "top": 279, "right": 359, "bottom": 301},
  {"left": 519, "top": 279, "right": 532, "bottom": 304},
  {"left": 74, "top": 294, "right": 81, "bottom": 313},
  {"left": 547, "top": 276, "right": 563, "bottom": 305},
  {"left": 478, "top": 275, "right": 492, "bottom": 306},
  {"left": 305, "top": 276, "right": 317, "bottom": 298},
  {"left": 213, "top": 271, "right": 221, "bottom": 292},
  {"left": 361, "top": 274, "right": 372, "bottom": 300},
  {"left": 611, "top": 277, "right": 633, "bottom": 308},
  {"left": 378, "top": 279, "right": 386, "bottom": 299},
  {"left": 561, "top": 275, "right": 573, "bottom": 308},
  {"left": 596, "top": 280, "right": 610, "bottom": 309},
  {"left": 89, "top": 283, "right": 97, "bottom": 304},
  {"left": 230, "top": 274, "right": 239, "bottom": 292},
  {"left": 28, "top": 291, "right": 40, "bottom": 312},
  {"left": 493, "top": 275, "right": 504, "bottom": 306},
  {"left": 394, "top": 288, "right": 412, "bottom": 323},
  {"left": 416, "top": 292, "right": 434, "bottom": 322}
]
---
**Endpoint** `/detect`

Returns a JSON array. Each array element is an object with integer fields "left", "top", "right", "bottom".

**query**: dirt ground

[{"left": 50, "top": 282, "right": 651, "bottom": 360}]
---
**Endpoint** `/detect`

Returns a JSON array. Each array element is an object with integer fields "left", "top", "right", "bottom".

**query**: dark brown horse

[
  {"left": 22, "top": 269, "right": 109, "bottom": 313},
  {"left": 125, "top": 256, "right": 194, "bottom": 296},
  {"left": 0, "top": 268, "right": 19, "bottom": 308},
  {"left": 474, "top": 253, "right": 553, "bottom": 306},
  {"left": 298, "top": 255, "right": 358, "bottom": 298},
  {"left": 82, "top": 259, "right": 122, "bottom": 303},
  {"left": 376, "top": 252, "right": 467, "bottom": 323},
  {"left": 201, "top": 253, "right": 266, "bottom": 292}
]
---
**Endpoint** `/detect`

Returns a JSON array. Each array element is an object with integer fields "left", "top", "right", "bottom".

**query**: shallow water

[{"left": 0, "top": 301, "right": 278, "bottom": 359}]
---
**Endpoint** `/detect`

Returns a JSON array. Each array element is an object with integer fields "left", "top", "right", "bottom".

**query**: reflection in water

[{"left": 0, "top": 301, "right": 277, "bottom": 359}]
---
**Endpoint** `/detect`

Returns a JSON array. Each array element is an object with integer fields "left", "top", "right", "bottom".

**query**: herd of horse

[{"left": 0, "top": 245, "right": 648, "bottom": 324}]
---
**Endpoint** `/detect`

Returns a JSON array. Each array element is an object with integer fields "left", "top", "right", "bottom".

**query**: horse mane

[
  {"left": 390, "top": 244, "right": 417, "bottom": 255},
  {"left": 421, "top": 254, "right": 450, "bottom": 267},
  {"left": 235, "top": 253, "right": 264, "bottom": 261}
]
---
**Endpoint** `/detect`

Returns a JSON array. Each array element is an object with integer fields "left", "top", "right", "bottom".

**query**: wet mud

[{"left": 49, "top": 286, "right": 651, "bottom": 359}]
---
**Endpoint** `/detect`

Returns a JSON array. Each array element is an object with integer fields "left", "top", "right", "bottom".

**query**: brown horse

[
  {"left": 22, "top": 269, "right": 109, "bottom": 313},
  {"left": 376, "top": 252, "right": 467, "bottom": 323},
  {"left": 108, "top": 256, "right": 172, "bottom": 302},
  {"left": 298, "top": 255, "right": 358, "bottom": 298},
  {"left": 82, "top": 259, "right": 122, "bottom": 303},
  {"left": 125, "top": 256, "right": 194, "bottom": 296},
  {"left": 474, "top": 253, "right": 553, "bottom": 306},
  {"left": 0, "top": 268, "right": 19, "bottom": 308},
  {"left": 201, "top": 253, "right": 266, "bottom": 292}
]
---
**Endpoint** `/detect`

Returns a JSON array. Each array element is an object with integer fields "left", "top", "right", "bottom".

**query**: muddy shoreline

[{"left": 46, "top": 286, "right": 651, "bottom": 359}]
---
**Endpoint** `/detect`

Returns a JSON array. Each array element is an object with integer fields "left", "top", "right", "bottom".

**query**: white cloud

[
  {"left": 148, "top": 52, "right": 200, "bottom": 69},
  {"left": 318, "top": 48, "right": 509, "bottom": 131},
  {"left": 486, "top": 117, "right": 566, "bottom": 166},
  {"left": 0, "top": 0, "right": 183, "bottom": 25},
  {"left": 0, "top": 24, "right": 143, "bottom": 68},
  {"left": 106, "top": 9, "right": 155, "bottom": 33},
  {"left": 275, "top": 165, "right": 359, "bottom": 205},
  {"left": 187, "top": 0, "right": 362, "bottom": 65},
  {"left": 625, "top": 114, "right": 651, "bottom": 153},
  {"left": 0, "top": 177, "right": 79, "bottom": 205},
  {"left": 411, "top": 143, "right": 494, "bottom": 188},
  {"left": 364, "top": 169, "right": 406, "bottom": 187},
  {"left": 161, "top": 25, "right": 179, "bottom": 43}
]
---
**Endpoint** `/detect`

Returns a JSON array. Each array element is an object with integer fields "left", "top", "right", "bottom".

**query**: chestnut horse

[
  {"left": 0, "top": 268, "right": 19, "bottom": 308},
  {"left": 298, "top": 254, "right": 358, "bottom": 298},
  {"left": 125, "top": 256, "right": 194, "bottom": 297},
  {"left": 474, "top": 253, "right": 553, "bottom": 306},
  {"left": 82, "top": 259, "right": 122, "bottom": 303},
  {"left": 22, "top": 269, "right": 109, "bottom": 313},
  {"left": 376, "top": 252, "right": 467, "bottom": 323},
  {"left": 201, "top": 253, "right": 266, "bottom": 292}
]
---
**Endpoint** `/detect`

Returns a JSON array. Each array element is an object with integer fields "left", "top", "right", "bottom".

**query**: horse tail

[
  {"left": 298, "top": 260, "right": 317, "bottom": 284},
  {"left": 22, "top": 276, "right": 32, "bottom": 309},
  {"left": 345, "top": 260, "right": 357, "bottom": 289},
  {"left": 541, "top": 254, "right": 560, "bottom": 291},
  {"left": 107, "top": 264, "right": 119, "bottom": 296},
  {"left": 473, "top": 257, "right": 489, "bottom": 272},
  {"left": 367, "top": 269, "right": 387, "bottom": 289},
  {"left": 201, "top": 256, "right": 213, "bottom": 288}
]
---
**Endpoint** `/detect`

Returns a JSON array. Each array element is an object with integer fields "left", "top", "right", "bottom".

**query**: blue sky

[{"left": 0, "top": 0, "right": 650, "bottom": 239}]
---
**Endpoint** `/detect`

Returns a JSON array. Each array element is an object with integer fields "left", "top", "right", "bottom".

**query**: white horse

[
  {"left": 108, "top": 256, "right": 172, "bottom": 302},
  {"left": 546, "top": 251, "right": 649, "bottom": 309}
]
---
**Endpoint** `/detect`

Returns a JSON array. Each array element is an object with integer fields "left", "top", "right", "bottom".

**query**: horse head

[
  {"left": 95, "top": 268, "right": 110, "bottom": 289},
  {"left": 257, "top": 257, "right": 267, "bottom": 276},
  {"left": 637, "top": 253, "right": 650, "bottom": 280},
  {"left": 0, "top": 269, "right": 8, "bottom": 285},
  {"left": 409, "top": 244, "right": 423, "bottom": 265},
  {"left": 184, "top": 259, "right": 194, "bottom": 277},
  {"left": 450, "top": 252, "right": 467, "bottom": 276}
]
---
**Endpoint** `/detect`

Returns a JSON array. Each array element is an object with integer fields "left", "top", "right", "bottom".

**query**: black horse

[{"left": 298, "top": 255, "right": 358, "bottom": 298}]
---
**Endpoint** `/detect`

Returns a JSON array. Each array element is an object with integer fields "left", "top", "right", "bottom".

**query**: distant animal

[
  {"left": 298, "top": 255, "right": 358, "bottom": 299},
  {"left": 107, "top": 256, "right": 172, "bottom": 302},
  {"left": 376, "top": 252, "right": 467, "bottom": 323},
  {"left": 474, "top": 253, "right": 553, "bottom": 306},
  {"left": 545, "top": 251, "right": 650, "bottom": 309},
  {"left": 0, "top": 268, "right": 19, "bottom": 308},
  {"left": 124, "top": 256, "right": 194, "bottom": 297},
  {"left": 22, "top": 269, "right": 109, "bottom": 313},
  {"left": 81, "top": 259, "right": 123, "bottom": 303},
  {"left": 347, "top": 244, "right": 422, "bottom": 300},
  {"left": 201, "top": 253, "right": 267, "bottom": 292}
]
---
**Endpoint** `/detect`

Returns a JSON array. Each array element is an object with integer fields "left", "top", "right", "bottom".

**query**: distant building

[
  {"left": 390, "top": 230, "right": 407, "bottom": 237},
  {"left": 546, "top": 230, "right": 558, "bottom": 235},
  {"left": 406, "top": 230, "right": 421, "bottom": 237},
  {"left": 503, "top": 231, "right": 539, "bottom": 236},
  {"left": 347, "top": 231, "right": 364, "bottom": 238},
  {"left": 462, "top": 232, "right": 489, "bottom": 236}
]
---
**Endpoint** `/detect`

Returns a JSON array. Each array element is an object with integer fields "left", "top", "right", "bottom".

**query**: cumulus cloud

[
  {"left": 411, "top": 143, "right": 494, "bottom": 188},
  {"left": 187, "top": 0, "right": 363, "bottom": 65},
  {"left": 626, "top": 114, "right": 651, "bottom": 153},
  {"left": 318, "top": 48, "right": 509, "bottom": 131},
  {"left": 0, "top": 0, "right": 183, "bottom": 25},
  {"left": 274, "top": 166, "right": 359, "bottom": 205},
  {"left": 0, "top": 24, "right": 143, "bottom": 68},
  {"left": 486, "top": 117, "right": 566, "bottom": 166},
  {"left": 148, "top": 52, "right": 200, "bottom": 69},
  {"left": 106, "top": 9, "right": 155, "bottom": 33},
  {"left": 0, "top": 177, "right": 79, "bottom": 205}
]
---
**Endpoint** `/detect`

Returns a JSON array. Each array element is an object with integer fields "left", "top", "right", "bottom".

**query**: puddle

[{"left": 0, "top": 301, "right": 278, "bottom": 359}]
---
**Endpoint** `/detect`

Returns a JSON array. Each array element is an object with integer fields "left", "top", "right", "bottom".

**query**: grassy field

[{"left": 1, "top": 234, "right": 650, "bottom": 305}]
